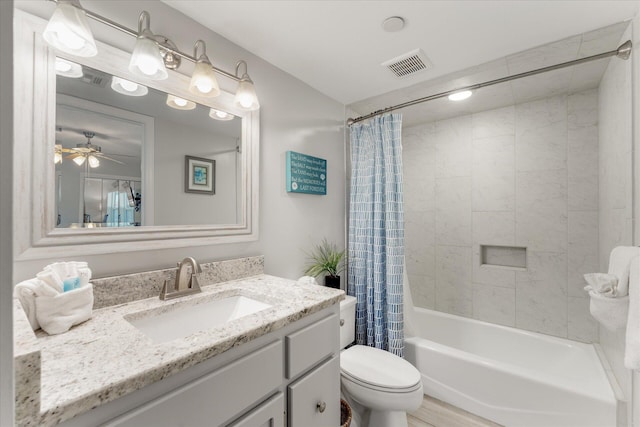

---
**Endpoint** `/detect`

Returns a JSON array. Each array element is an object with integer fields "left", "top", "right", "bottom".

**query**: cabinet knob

[
  {"left": 340, "top": 319, "right": 345, "bottom": 326},
  {"left": 316, "top": 401, "right": 326, "bottom": 413}
]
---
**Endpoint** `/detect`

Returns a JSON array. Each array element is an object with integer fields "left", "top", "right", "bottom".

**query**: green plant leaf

[{"left": 303, "top": 238, "right": 345, "bottom": 278}]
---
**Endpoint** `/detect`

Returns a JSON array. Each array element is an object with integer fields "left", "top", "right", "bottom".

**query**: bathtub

[{"left": 404, "top": 307, "right": 617, "bottom": 427}]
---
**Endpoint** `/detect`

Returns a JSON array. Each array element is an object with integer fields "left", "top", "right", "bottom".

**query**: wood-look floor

[{"left": 407, "top": 395, "right": 503, "bottom": 427}]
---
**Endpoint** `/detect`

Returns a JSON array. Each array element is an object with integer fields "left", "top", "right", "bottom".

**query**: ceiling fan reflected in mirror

[{"left": 58, "top": 131, "right": 127, "bottom": 168}]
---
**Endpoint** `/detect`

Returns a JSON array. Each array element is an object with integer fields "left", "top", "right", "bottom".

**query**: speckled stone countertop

[{"left": 14, "top": 275, "right": 344, "bottom": 426}]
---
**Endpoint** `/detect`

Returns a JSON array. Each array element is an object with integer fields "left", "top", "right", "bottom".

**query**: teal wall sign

[{"left": 286, "top": 151, "right": 327, "bottom": 195}]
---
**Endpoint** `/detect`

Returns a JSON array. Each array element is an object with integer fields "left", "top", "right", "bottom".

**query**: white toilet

[{"left": 339, "top": 295, "right": 423, "bottom": 427}]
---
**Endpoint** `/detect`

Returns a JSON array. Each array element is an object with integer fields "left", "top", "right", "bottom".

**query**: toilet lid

[{"left": 341, "top": 345, "right": 421, "bottom": 390}]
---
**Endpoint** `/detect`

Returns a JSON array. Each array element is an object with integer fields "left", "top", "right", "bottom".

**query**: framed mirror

[{"left": 14, "top": 10, "right": 259, "bottom": 260}]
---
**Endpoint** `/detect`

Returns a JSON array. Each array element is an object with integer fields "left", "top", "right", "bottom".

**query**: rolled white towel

[
  {"left": 36, "top": 270, "right": 64, "bottom": 293},
  {"left": 297, "top": 276, "right": 319, "bottom": 286},
  {"left": 35, "top": 284, "right": 94, "bottom": 335},
  {"left": 42, "top": 261, "right": 92, "bottom": 288},
  {"left": 13, "top": 278, "right": 58, "bottom": 331},
  {"left": 584, "top": 273, "right": 618, "bottom": 297},
  {"left": 589, "top": 290, "right": 629, "bottom": 331},
  {"left": 609, "top": 246, "right": 640, "bottom": 296}
]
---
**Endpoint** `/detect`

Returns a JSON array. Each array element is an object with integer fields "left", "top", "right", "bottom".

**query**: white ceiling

[{"left": 162, "top": 1, "right": 639, "bottom": 105}]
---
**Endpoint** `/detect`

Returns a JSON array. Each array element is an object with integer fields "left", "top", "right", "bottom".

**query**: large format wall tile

[
  {"left": 436, "top": 245, "right": 473, "bottom": 316},
  {"left": 435, "top": 177, "right": 472, "bottom": 246},
  {"left": 516, "top": 169, "right": 568, "bottom": 252},
  {"left": 403, "top": 89, "right": 599, "bottom": 343},
  {"left": 472, "top": 283, "right": 516, "bottom": 326}
]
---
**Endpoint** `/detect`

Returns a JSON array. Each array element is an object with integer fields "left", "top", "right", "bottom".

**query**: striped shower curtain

[{"left": 348, "top": 113, "right": 404, "bottom": 357}]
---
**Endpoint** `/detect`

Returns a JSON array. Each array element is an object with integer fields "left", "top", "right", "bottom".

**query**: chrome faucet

[{"left": 160, "top": 257, "right": 203, "bottom": 300}]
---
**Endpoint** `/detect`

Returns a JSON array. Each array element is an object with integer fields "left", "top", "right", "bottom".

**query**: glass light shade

[
  {"left": 234, "top": 77, "right": 260, "bottom": 111},
  {"left": 189, "top": 59, "right": 220, "bottom": 97},
  {"left": 448, "top": 90, "right": 472, "bottom": 101},
  {"left": 209, "top": 108, "right": 235, "bottom": 121},
  {"left": 88, "top": 155, "right": 100, "bottom": 168},
  {"left": 73, "top": 155, "right": 86, "bottom": 166},
  {"left": 55, "top": 57, "right": 83, "bottom": 78},
  {"left": 111, "top": 76, "right": 148, "bottom": 97},
  {"left": 166, "top": 94, "right": 196, "bottom": 110},
  {"left": 128, "top": 30, "right": 168, "bottom": 80},
  {"left": 43, "top": 1, "right": 97, "bottom": 57}
]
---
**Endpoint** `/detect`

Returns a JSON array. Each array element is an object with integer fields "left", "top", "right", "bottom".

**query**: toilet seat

[{"left": 340, "top": 345, "right": 421, "bottom": 392}]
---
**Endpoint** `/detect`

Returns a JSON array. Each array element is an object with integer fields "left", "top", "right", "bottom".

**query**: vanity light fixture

[
  {"left": 128, "top": 11, "right": 168, "bottom": 80},
  {"left": 111, "top": 76, "right": 148, "bottom": 97},
  {"left": 189, "top": 40, "right": 220, "bottom": 97},
  {"left": 448, "top": 90, "right": 472, "bottom": 101},
  {"left": 43, "top": 0, "right": 97, "bottom": 57},
  {"left": 55, "top": 57, "right": 83, "bottom": 78},
  {"left": 44, "top": 0, "right": 259, "bottom": 110},
  {"left": 166, "top": 94, "right": 196, "bottom": 110},
  {"left": 209, "top": 108, "right": 235, "bottom": 121},
  {"left": 234, "top": 61, "right": 260, "bottom": 111}
]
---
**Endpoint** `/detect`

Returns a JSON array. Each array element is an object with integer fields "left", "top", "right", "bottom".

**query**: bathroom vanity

[{"left": 14, "top": 265, "right": 343, "bottom": 427}]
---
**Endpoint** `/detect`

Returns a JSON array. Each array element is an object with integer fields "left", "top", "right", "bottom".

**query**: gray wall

[
  {"left": 13, "top": 0, "right": 346, "bottom": 283},
  {"left": 0, "top": 1, "right": 14, "bottom": 425},
  {"left": 153, "top": 119, "right": 238, "bottom": 225},
  {"left": 598, "top": 22, "right": 635, "bottom": 427},
  {"left": 403, "top": 89, "right": 600, "bottom": 343}
]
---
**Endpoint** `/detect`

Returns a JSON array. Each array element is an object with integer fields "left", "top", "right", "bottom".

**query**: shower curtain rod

[{"left": 347, "top": 40, "right": 633, "bottom": 126}]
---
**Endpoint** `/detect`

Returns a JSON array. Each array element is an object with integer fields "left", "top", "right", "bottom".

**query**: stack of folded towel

[
  {"left": 585, "top": 246, "right": 640, "bottom": 332},
  {"left": 14, "top": 261, "right": 94, "bottom": 335}
]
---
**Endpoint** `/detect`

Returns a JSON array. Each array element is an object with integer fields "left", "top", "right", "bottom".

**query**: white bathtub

[{"left": 404, "top": 307, "right": 617, "bottom": 427}]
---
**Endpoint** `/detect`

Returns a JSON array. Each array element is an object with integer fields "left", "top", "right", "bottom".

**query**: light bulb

[
  {"left": 119, "top": 79, "right": 139, "bottom": 92},
  {"left": 189, "top": 59, "right": 220, "bottom": 97},
  {"left": 88, "top": 155, "right": 100, "bottom": 168},
  {"left": 166, "top": 94, "right": 196, "bottom": 110},
  {"left": 137, "top": 57, "right": 159, "bottom": 76},
  {"left": 234, "top": 75, "right": 259, "bottom": 111},
  {"left": 195, "top": 79, "right": 213, "bottom": 94},
  {"left": 43, "top": 1, "right": 97, "bottom": 57},
  {"left": 55, "top": 25, "right": 85, "bottom": 49},
  {"left": 174, "top": 98, "right": 187, "bottom": 107},
  {"left": 73, "top": 156, "right": 86, "bottom": 166},
  {"left": 209, "top": 108, "right": 235, "bottom": 121},
  {"left": 239, "top": 95, "right": 253, "bottom": 108},
  {"left": 55, "top": 60, "right": 72, "bottom": 72},
  {"left": 128, "top": 31, "right": 168, "bottom": 80}
]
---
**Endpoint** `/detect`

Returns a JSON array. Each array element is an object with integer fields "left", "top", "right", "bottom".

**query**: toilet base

[{"left": 369, "top": 410, "right": 409, "bottom": 427}]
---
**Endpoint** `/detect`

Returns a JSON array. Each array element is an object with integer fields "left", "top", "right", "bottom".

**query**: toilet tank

[{"left": 340, "top": 295, "right": 357, "bottom": 349}]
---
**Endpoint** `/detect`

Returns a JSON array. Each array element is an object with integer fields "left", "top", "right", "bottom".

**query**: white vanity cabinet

[{"left": 57, "top": 305, "right": 340, "bottom": 427}]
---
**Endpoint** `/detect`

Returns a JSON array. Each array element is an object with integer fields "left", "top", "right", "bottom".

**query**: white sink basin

[{"left": 126, "top": 295, "right": 272, "bottom": 344}]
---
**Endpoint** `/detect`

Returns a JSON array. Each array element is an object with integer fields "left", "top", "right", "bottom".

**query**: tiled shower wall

[{"left": 404, "top": 89, "right": 599, "bottom": 342}]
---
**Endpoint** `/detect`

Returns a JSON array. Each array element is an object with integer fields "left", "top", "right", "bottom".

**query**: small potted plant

[{"left": 304, "top": 239, "right": 345, "bottom": 289}]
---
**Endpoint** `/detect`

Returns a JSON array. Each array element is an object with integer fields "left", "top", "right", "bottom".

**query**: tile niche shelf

[{"left": 480, "top": 245, "right": 527, "bottom": 270}]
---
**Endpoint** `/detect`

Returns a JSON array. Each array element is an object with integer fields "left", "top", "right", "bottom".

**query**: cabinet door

[
  {"left": 287, "top": 356, "right": 339, "bottom": 427},
  {"left": 104, "top": 341, "right": 282, "bottom": 427},
  {"left": 227, "top": 393, "right": 284, "bottom": 427}
]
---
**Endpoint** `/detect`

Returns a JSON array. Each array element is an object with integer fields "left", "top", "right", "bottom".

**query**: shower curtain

[{"left": 348, "top": 113, "right": 404, "bottom": 357}]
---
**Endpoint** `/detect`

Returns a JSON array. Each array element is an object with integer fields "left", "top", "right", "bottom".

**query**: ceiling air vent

[
  {"left": 80, "top": 69, "right": 109, "bottom": 88},
  {"left": 382, "top": 49, "right": 432, "bottom": 78}
]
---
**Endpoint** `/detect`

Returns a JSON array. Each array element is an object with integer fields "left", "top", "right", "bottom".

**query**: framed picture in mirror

[{"left": 185, "top": 155, "right": 215, "bottom": 195}]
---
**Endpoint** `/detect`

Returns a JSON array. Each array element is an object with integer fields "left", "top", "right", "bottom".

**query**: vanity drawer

[
  {"left": 104, "top": 340, "right": 282, "bottom": 427},
  {"left": 285, "top": 313, "right": 338, "bottom": 379},
  {"left": 287, "top": 356, "right": 340, "bottom": 427}
]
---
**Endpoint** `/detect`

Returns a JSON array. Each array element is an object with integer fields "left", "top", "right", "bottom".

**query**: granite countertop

[{"left": 14, "top": 274, "right": 344, "bottom": 426}]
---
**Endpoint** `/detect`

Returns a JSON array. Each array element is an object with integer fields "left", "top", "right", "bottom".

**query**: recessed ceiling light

[
  {"left": 382, "top": 16, "right": 405, "bottom": 32},
  {"left": 448, "top": 90, "right": 472, "bottom": 101}
]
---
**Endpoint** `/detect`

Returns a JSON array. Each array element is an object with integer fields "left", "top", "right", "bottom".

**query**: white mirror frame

[{"left": 13, "top": 10, "right": 259, "bottom": 260}]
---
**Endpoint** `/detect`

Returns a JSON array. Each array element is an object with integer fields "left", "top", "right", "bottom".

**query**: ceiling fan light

[
  {"left": 209, "top": 108, "right": 235, "bottom": 121},
  {"left": 166, "top": 94, "right": 196, "bottom": 110},
  {"left": 43, "top": 0, "right": 97, "bottom": 57},
  {"left": 128, "top": 14, "right": 168, "bottom": 81},
  {"left": 55, "top": 57, "right": 83, "bottom": 78},
  {"left": 54, "top": 144, "right": 63, "bottom": 164},
  {"left": 88, "top": 155, "right": 100, "bottom": 168},
  {"left": 73, "top": 155, "right": 86, "bottom": 166},
  {"left": 111, "top": 76, "right": 148, "bottom": 96}
]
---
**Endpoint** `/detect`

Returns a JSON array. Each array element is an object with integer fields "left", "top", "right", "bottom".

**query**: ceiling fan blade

[
  {"left": 65, "top": 153, "right": 83, "bottom": 160},
  {"left": 60, "top": 148, "right": 75, "bottom": 153},
  {"left": 97, "top": 154, "right": 125, "bottom": 165}
]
